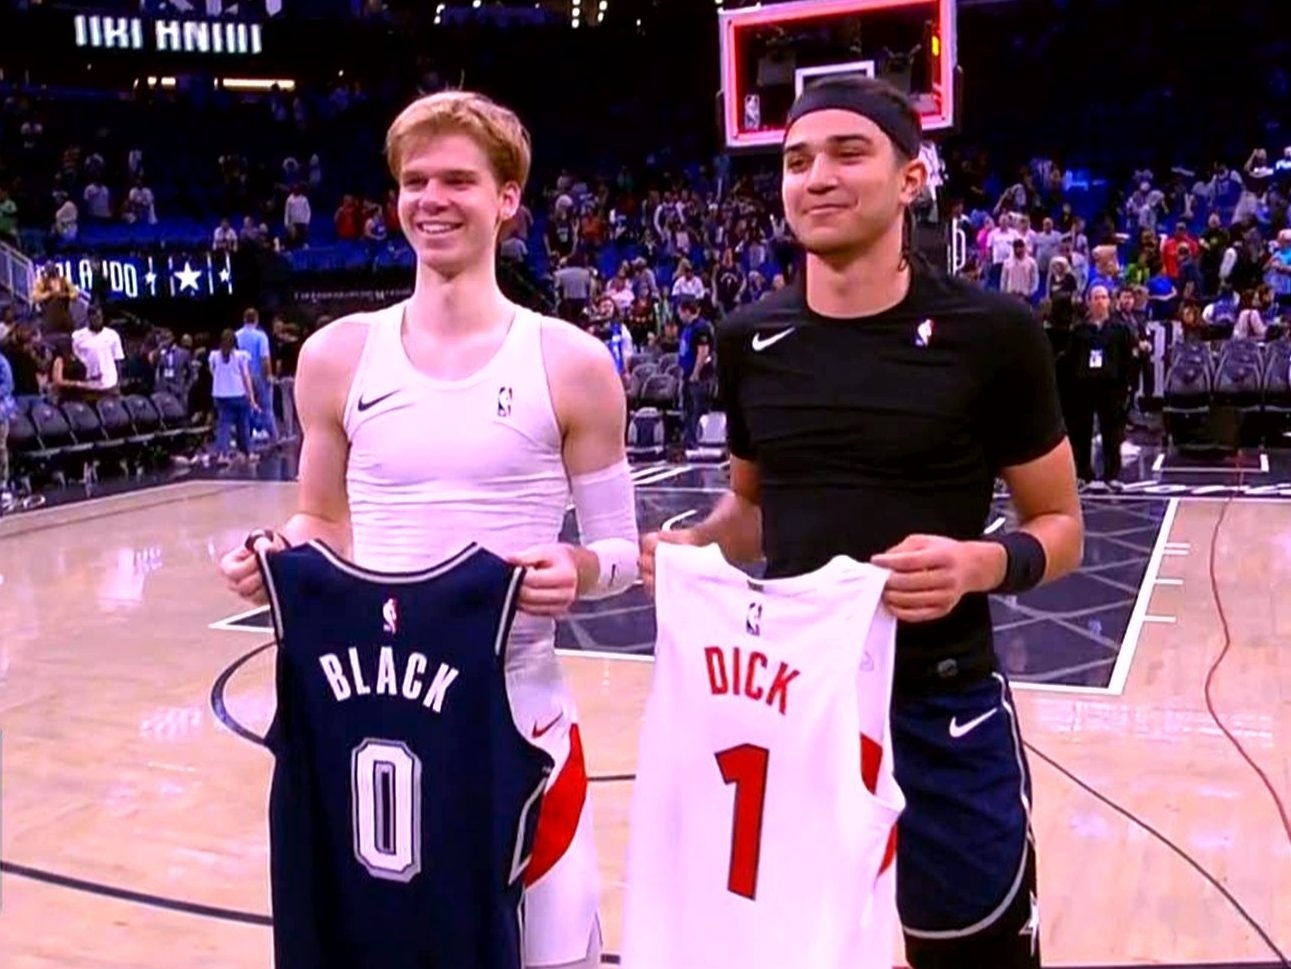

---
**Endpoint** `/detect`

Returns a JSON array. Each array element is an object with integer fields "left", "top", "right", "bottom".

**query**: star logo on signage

[{"left": 173, "top": 260, "right": 202, "bottom": 293}]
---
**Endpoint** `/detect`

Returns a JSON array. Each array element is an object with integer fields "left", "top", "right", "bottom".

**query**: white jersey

[
  {"left": 342, "top": 300, "right": 569, "bottom": 664},
  {"left": 339, "top": 300, "right": 600, "bottom": 967},
  {"left": 622, "top": 542, "right": 903, "bottom": 969}
]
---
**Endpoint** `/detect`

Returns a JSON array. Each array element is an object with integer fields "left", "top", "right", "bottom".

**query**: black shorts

[{"left": 892, "top": 672, "right": 1042, "bottom": 969}]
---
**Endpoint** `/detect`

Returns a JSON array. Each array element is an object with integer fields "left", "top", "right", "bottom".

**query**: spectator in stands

[
  {"left": 213, "top": 218, "right": 239, "bottom": 252},
  {"left": 1161, "top": 221, "right": 1198, "bottom": 279},
  {"left": 0, "top": 187, "right": 18, "bottom": 247},
  {"left": 1123, "top": 244, "right": 1157, "bottom": 288},
  {"left": 240, "top": 215, "right": 270, "bottom": 250},
  {"left": 72, "top": 306, "right": 125, "bottom": 394},
  {"left": 125, "top": 178, "right": 157, "bottom": 225},
  {"left": 1046, "top": 255, "right": 1079, "bottom": 324},
  {"left": 1196, "top": 212, "right": 1228, "bottom": 294},
  {"left": 32, "top": 264, "right": 78, "bottom": 333},
  {"left": 335, "top": 194, "right": 364, "bottom": 241},
  {"left": 363, "top": 203, "right": 388, "bottom": 247},
  {"left": 546, "top": 205, "right": 578, "bottom": 262},
  {"left": 553, "top": 253, "right": 593, "bottom": 324},
  {"left": 740, "top": 269, "right": 769, "bottom": 305},
  {"left": 1033, "top": 217, "right": 1062, "bottom": 278},
  {"left": 153, "top": 329, "right": 192, "bottom": 407},
  {"left": 1232, "top": 290, "right": 1268, "bottom": 341},
  {"left": 83, "top": 178, "right": 112, "bottom": 221},
  {"left": 630, "top": 257, "right": 658, "bottom": 302},
  {"left": 43, "top": 331, "right": 88, "bottom": 403},
  {"left": 603, "top": 265, "right": 634, "bottom": 315},
  {"left": 209, "top": 328, "right": 258, "bottom": 465},
  {"left": 1173, "top": 245, "right": 1205, "bottom": 304},
  {"left": 272, "top": 320, "right": 302, "bottom": 440},
  {"left": 0, "top": 347, "right": 13, "bottom": 513},
  {"left": 1000, "top": 238, "right": 1039, "bottom": 302},
  {"left": 1179, "top": 300, "right": 1206, "bottom": 343},
  {"left": 711, "top": 248, "right": 745, "bottom": 316},
  {"left": 1063, "top": 216, "right": 1089, "bottom": 257},
  {"left": 284, "top": 184, "right": 312, "bottom": 248},
  {"left": 1266, "top": 229, "right": 1291, "bottom": 310},
  {"left": 586, "top": 295, "right": 616, "bottom": 331},
  {"left": 676, "top": 297, "right": 713, "bottom": 453},
  {"left": 1087, "top": 244, "right": 1122, "bottom": 296},
  {"left": 236, "top": 308, "right": 278, "bottom": 445},
  {"left": 1, "top": 323, "right": 42, "bottom": 405},
  {"left": 626, "top": 295, "right": 657, "bottom": 346},
  {"left": 52, "top": 194, "right": 78, "bottom": 246},
  {"left": 670, "top": 259, "right": 705, "bottom": 306},
  {"left": 986, "top": 213, "right": 1020, "bottom": 289}
]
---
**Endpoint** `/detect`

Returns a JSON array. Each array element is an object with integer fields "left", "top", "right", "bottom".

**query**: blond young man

[{"left": 219, "top": 90, "right": 636, "bottom": 968}]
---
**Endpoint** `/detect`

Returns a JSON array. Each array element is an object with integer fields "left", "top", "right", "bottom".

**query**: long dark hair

[{"left": 219, "top": 328, "right": 236, "bottom": 361}]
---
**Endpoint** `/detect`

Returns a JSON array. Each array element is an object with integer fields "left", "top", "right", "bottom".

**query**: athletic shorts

[{"left": 892, "top": 672, "right": 1042, "bottom": 968}]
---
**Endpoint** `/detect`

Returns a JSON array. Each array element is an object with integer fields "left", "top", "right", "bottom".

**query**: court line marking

[
  {"left": 1155, "top": 577, "right": 1184, "bottom": 586},
  {"left": 1151, "top": 452, "right": 1270, "bottom": 474},
  {"left": 1107, "top": 497, "right": 1181, "bottom": 696},
  {"left": 661, "top": 509, "right": 696, "bottom": 531},
  {"left": 209, "top": 605, "right": 275, "bottom": 632},
  {"left": 0, "top": 480, "right": 259, "bottom": 539},
  {"left": 1142, "top": 614, "right": 1178, "bottom": 624},
  {"left": 5, "top": 852, "right": 1272, "bottom": 969}
]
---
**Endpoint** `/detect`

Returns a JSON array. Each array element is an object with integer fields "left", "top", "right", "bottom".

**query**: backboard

[{"left": 718, "top": 0, "right": 958, "bottom": 152}]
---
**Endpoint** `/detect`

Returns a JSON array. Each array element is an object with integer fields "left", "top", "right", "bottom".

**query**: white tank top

[
  {"left": 342, "top": 300, "right": 569, "bottom": 664},
  {"left": 621, "top": 542, "right": 903, "bottom": 969}
]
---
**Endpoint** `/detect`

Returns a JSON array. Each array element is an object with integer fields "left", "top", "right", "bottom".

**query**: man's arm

[
  {"left": 276, "top": 324, "right": 358, "bottom": 553},
  {"left": 963, "top": 440, "right": 1084, "bottom": 594},
  {"left": 689, "top": 455, "right": 764, "bottom": 565},
  {"left": 543, "top": 320, "right": 638, "bottom": 601}
]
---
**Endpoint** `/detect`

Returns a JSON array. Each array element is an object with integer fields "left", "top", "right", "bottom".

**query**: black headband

[{"left": 784, "top": 81, "right": 923, "bottom": 159}]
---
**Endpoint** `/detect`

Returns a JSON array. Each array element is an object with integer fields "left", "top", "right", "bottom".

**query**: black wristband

[
  {"left": 245, "top": 528, "right": 289, "bottom": 553},
  {"left": 988, "top": 531, "right": 1047, "bottom": 594}
]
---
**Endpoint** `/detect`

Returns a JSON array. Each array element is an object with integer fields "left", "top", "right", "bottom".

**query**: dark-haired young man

[{"left": 642, "top": 77, "right": 1084, "bottom": 968}]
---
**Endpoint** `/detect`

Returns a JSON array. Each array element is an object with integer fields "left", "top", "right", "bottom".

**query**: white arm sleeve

[{"left": 570, "top": 458, "right": 640, "bottom": 600}]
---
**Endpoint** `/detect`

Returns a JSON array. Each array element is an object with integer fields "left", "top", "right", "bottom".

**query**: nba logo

[
  {"left": 745, "top": 602, "right": 762, "bottom": 637},
  {"left": 743, "top": 93, "right": 761, "bottom": 131},
  {"left": 915, "top": 318, "right": 935, "bottom": 347},
  {"left": 497, "top": 386, "right": 513, "bottom": 418},
  {"left": 382, "top": 597, "right": 398, "bottom": 636}
]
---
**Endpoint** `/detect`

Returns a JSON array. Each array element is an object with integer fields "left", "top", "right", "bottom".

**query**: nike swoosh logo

[
  {"left": 356, "top": 390, "right": 399, "bottom": 412},
  {"left": 948, "top": 708, "right": 999, "bottom": 739},
  {"left": 532, "top": 713, "right": 563, "bottom": 739},
  {"left": 751, "top": 328, "right": 796, "bottom": 352}
]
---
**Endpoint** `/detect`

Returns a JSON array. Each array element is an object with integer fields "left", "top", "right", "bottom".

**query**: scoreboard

[{"left": 38, "top": 251, "right": 236, "bottom": 302}]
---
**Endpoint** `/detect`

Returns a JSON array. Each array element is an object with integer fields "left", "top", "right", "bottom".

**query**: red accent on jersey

[
  {"left": 526, "top": 724, "right": 588, "bottom": 885},
  {"left": 861, "top": 732, "right": 897, "bottom": 876}
]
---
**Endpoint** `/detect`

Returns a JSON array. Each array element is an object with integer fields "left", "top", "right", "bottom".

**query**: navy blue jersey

[{"left": 257, "top": 540, "right": 553, "bottom": 969}]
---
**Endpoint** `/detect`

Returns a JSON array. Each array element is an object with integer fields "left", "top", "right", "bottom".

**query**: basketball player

[
  {"left": 218, "top": 90, "right": 639, "bottom": 969},
  {"left": 640, "top": 77, "right": 1085, "bottom": 969}
]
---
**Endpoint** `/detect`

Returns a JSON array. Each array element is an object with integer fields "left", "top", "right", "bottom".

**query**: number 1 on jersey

[{"left": 715, "top": 743, "right": 769, "bottom": 900}]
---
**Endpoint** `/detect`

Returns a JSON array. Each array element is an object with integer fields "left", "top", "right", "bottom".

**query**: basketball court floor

[{"left": 2, "top": 457, "right": 1290, "bottom": 968}]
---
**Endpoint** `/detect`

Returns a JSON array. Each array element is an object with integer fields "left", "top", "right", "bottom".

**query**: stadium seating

[
  {"left": 3, "top": 394, "right": 210, "bottom": 493},
  {"left": 1162, "top": 340, "right": 1291, "bottom": 451}
]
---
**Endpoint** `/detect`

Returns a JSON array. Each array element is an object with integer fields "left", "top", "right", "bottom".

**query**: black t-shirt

[
  {"left": 1, "top": 344, "right": 41, "bottom": 396},
  {"left": 1069, "top": 319, "right": 1136, "bottom": 387},
  {"left": 716, "top": 270, "right": 1066, "bottom": 694}
]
